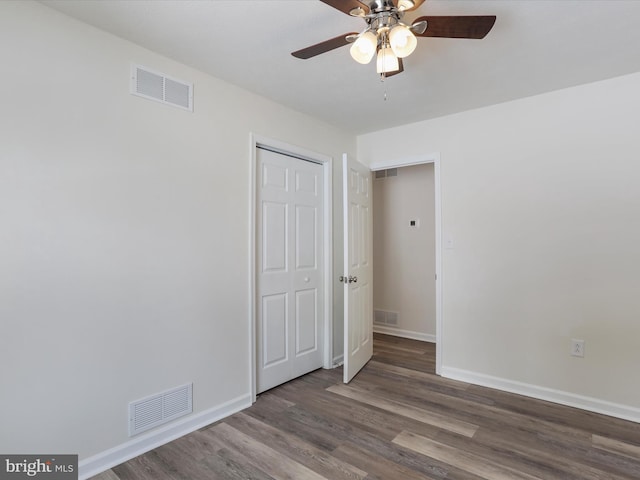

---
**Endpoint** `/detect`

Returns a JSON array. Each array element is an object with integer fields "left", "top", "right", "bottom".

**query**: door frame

[
  {"left": 368, "top": 153, "right": 443, "bottom": 375},
  {"left": 249, "top": 133, "right": 333, "bottom": 402}
]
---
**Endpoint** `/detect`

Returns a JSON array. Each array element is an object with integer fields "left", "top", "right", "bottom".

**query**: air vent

[
  {"left": 374, "top": 168, "right": 398, "bottom": 180},
  {"left": 128, "top": 383, "right": 193, "bottom": 436},
  {"left": 130, "top": 64, "right": 193, "bottom": 111},
  {"left": 374, "top": 309, "right": 399, "bottom": 325}
]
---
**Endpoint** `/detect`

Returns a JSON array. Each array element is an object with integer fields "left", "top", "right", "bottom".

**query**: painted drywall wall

[
  {"left": 0, "top": 0, "right": 354, "bottom": 465},
  {"left": 373, "top": 164, "right": 436, "bottom": 340},
  {"left": 358, "top": 72, "right": 640, "bottom": 413}
]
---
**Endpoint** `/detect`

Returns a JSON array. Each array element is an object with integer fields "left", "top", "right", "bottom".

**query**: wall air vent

[
  {"left": 128, "top": 383, "right": 193, "bottom": 436},
  {"left": 375, "top": 168, "right": 398, "bottom": 180},
  {"left": 374, "top": 309, "right": 399, "bottom": 325},
  {"left": 374, "top": 309, "right": 386, "bottom": 325},
  {"left": 130, "top": 64, "right": 193, "bottom": 111}
]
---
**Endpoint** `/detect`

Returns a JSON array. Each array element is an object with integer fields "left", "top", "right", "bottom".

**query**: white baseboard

[
  {"left": 332, "top": 354, "right": 344, "bottom": 367},
  {"left": 441, "top": 366, "right": 640, "bottom": 424},
  {"left": 373, "top": 325, "right": 436, "bottom": 343},
  {"left": 79, "top": 393, "right": 252, "bottom": 479}
]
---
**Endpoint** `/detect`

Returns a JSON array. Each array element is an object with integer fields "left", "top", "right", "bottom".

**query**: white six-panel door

[
  {"left": 343, "top": 154, "right": 373, "bottom": 383},
  {"left": 256, "top": 147, "right": 324, "bottom": 393}
]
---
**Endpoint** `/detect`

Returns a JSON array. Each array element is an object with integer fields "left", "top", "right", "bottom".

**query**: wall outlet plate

[{"left": 571, "top": 339, "right": 585, "bottom": 357}]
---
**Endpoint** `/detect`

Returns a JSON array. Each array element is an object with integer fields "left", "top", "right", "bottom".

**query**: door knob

[{"left": 348, "top": 276, "right": 358, "bottom": 283}]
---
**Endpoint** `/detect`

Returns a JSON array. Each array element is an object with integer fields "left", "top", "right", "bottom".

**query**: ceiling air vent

[
  {"left": 128, "top": 383, "right": 193, "bottom": 436},
  {"left": 130, "top": 64, "right": 193, "bottom": 111}
]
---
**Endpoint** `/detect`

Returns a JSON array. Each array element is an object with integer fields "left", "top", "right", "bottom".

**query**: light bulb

[
  {"left": 376, "top": 46, "right": 399, "bottom": 74},
  {"left": 389, "top": 25, "right": 417, "bottom": 58},
  {"left": 350, "top": 31, "right": 377, "bottom": 64}
]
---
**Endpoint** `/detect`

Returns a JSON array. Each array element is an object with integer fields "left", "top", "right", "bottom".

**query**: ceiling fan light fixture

[
  {"left": 350, "top": 31, "right": 377, "bottom": 64},
  {"left": 397, "top": 0, "right": 415, "bottom": 11},
  {"left": 389, "top": 25, "right": 417, "bottom": 58},
  {"left": 376, "top": 46, "right": 399, "bottom": 74}
]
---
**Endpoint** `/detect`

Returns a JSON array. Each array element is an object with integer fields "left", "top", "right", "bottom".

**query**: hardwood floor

[{"left": 92, "top": 334, "right": 640, "bottom": 479}]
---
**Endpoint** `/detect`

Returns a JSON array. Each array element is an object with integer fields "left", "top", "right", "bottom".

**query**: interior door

[
  {"left": 256, "top": 147, "right": 324, "bottom": 393},
  {"left": 343, "top": 154, "right": 373, "bottom": 383}
]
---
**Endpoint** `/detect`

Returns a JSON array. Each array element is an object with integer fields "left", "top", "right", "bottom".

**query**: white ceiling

[{"left": 41, "top": 0, "right": 640, "bottom": 135}]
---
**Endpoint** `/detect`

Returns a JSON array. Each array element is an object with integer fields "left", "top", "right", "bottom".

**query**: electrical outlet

[{"left": 570, "top": 339, "right": 585, "bottom": 357}]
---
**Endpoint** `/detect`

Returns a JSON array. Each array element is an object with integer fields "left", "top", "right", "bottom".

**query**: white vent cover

[
  {"left": 374, "top": 168, "right": 398, "bottom": 180},
  {"left": 374, "top": 309, "right": 399, "bottom": 326},
  {"left": 128, "top": 383, "right": 193, "bottom": 436},
  {"left": 130, "top": 64, "right": 193, "bottom": 111}
]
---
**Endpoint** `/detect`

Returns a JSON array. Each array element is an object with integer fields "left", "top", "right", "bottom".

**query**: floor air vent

[
  {"left": 130, "top": 64, "right": 193, "bottom": 111},
  {"left": 128, "top": 383, "right": 193, "bottom": 436}
]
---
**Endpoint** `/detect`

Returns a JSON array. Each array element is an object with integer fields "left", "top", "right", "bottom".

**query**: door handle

[{"left": 339, "top": 275, "right": 358, "bottom": 283}]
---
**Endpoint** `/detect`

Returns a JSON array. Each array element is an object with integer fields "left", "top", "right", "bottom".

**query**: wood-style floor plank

[
  {"left": 326, "top": 383, "right": 479, "bottom": 437},
  {"left": 593, "top": 434, "right": 640, "bottom": 459},
  {"left": 393, "top": 430, "right": 542, "bottom": 480},
  {"left": 92, "top": 333, "right": 640, "bottom": 480},
  {"left": 224, "top": 412, "right": 367, "bottom": 480},
  {"left": 205, "top": 423, "right": 328, "bottom": 480}
]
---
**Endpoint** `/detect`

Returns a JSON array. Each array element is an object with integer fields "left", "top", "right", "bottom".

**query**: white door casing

[
  {"left": 343, "top": 154, "right": 373, "bottom": 383},
  {"left": 256, "top": 147, "right": 324, "bottom": 393}
]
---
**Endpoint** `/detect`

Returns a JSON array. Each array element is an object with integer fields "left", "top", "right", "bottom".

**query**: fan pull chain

[{"left": 380, "top": 73, "right": 388, "bottom": 101}]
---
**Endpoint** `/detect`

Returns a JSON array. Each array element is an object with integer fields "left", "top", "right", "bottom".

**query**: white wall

[
  {"left": 373, "top": 164, "right": 436, "bottom": 340},
  {"left": 0, "top": 0, "right": 355, "bottom": 468},
  {"left": 358, "top": 72, "right": 640, "bottom": 417}
]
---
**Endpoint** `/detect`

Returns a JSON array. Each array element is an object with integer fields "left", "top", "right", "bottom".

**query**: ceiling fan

[{"left": 292, "top": 0, "right": 496, "bottom": 78}]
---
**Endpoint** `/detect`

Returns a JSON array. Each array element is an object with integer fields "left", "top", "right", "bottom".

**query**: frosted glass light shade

[
  {"left": 350, "top": 31, "right": 377, "bottom": 64},
  {"left": 397, "top": 0, "right": 415, "bottom": 11},
  {"left": 376, "top": 46, "right": 399, "bottom": 74},
  {"left": 389, "top": 25, "right": 417, "bottom": 58}
]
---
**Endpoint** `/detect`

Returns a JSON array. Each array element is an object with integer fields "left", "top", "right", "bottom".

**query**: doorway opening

[{"left": 369, "top": 154, "right": 442, "bottom": 374}]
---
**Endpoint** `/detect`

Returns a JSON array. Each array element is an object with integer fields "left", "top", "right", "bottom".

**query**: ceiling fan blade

[
  {"left": 319, "top": 0, "right": 370, "bottom": 16},
  {"left": 292, "top": 32, "right": 359, "bottom": 59},
  {"left": 414, "top": 15, "right": 497, "bottom": 39},
  {"left": 385, "top": 58, "right": 404, "bottom": 77}
]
